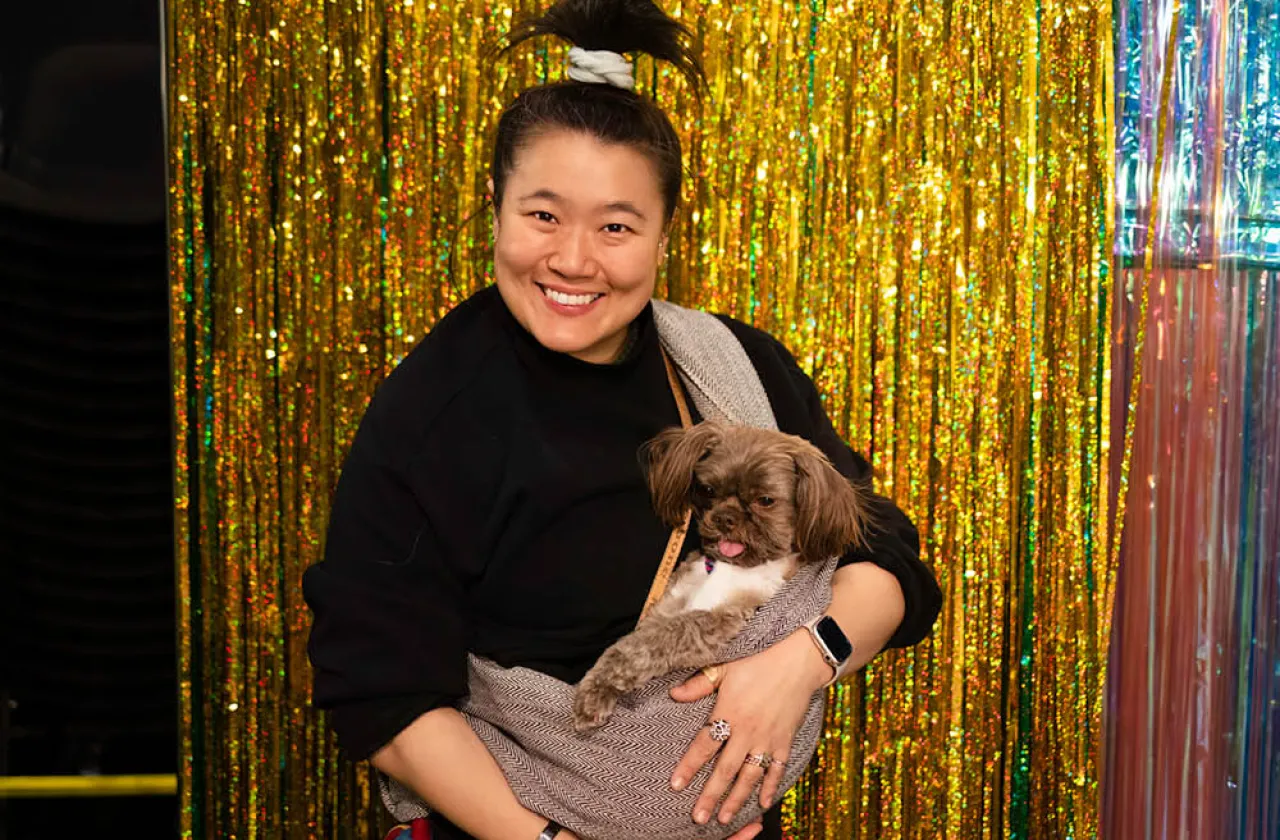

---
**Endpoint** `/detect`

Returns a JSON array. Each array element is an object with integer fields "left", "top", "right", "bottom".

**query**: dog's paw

[{"left": 572, "top": 680, "right": 619, "bottom": 732}]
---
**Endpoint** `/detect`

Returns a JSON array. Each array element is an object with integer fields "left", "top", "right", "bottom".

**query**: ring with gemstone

[
  {"left": 707, "top": 718, "right": 732, "bottom": 742},
  {"left": 743, "top": 752, "right": 774, "bottom": 770}
]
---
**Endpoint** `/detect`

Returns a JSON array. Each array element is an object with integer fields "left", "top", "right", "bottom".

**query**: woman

[{"left": 303, "top": 1, "right": 942, "bottom": 838}]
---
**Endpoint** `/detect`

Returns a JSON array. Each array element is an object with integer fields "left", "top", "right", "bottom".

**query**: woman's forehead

[{"left": 508, "top": 129, "right": 664, "bottom": 213}]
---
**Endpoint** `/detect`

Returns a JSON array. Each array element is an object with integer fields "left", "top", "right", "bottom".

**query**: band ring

[
  {"left": 701, "top": 665, "right": 724, "bottom": 687},
  {"left": 707, "top": 718, "right": 732, "bottom": 742},
  {"left": 744, "top": 752, "right": 774, "bottom": 770}
]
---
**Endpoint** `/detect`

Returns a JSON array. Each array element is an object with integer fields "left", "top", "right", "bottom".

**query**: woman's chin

[{"left": 533, "top": 327, "right": 617, "bottom": 363}]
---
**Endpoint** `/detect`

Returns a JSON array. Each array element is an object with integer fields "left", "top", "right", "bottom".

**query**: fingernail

[
  {"left": 719, "top": 811, "right": 736, "bottom": 825},
  {"left": 670, "top": 775, "right": 685, "bottom": 791},
  {"left": 762, "top": 796, "right": 773, "bottom": 809},
  {"left": 694, "top": 810, "right": 709, "bottom": 825}
]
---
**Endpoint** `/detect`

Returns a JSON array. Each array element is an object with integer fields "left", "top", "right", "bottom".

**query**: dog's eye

[
  {"left": 695, "top": 482, "right": 715, "bottom": 498},
  {"left": 756, "top": 496, "right": 775, "bottom": 507}
]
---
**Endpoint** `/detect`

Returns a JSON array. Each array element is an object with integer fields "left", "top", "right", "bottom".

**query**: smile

[{"left": 539, "top": 284, "right": 604, "bottom": 307}]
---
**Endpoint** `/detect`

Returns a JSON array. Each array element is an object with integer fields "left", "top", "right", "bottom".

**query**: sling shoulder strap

[
  {"left": 637, "top": 349, "right": 694, "bottom": 622},
  {"left": 637, "top": 302, "right": 780, "bottom": 622}
]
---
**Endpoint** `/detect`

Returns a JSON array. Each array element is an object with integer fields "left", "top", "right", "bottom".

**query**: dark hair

[{"left": 492, "top": 0, "right": 705, "bottom": 223}]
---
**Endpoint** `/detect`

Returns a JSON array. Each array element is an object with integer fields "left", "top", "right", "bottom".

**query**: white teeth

[{"left": 542, "top": 286, "right": 602, "bottom": 306}]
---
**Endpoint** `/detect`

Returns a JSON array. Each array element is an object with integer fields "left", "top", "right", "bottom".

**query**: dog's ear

[
  {"left": 642, "top": 423, "right": 722, "bottom": 526},
  {"left": 790, "top": 440, "right": 871, "bottom": 563}
]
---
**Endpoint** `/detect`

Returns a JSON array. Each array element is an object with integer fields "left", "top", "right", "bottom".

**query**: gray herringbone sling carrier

[{"left": 380, "top": 301, "right": 837, "bottom": 839}]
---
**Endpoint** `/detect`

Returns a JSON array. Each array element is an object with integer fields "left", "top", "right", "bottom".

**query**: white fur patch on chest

[{"left": 680, "top": 555, "right": 794, "bottom": 612}]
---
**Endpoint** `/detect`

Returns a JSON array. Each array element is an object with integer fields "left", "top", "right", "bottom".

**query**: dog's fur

[{"left": 572, "top": 421, "right": 871, "bottom": 731}]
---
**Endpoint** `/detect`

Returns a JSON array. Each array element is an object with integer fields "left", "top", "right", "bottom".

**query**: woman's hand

[
  {"left": 723, "top": 821, "right": 766, "bottom": 839},
  {"left": 667, "top": 630, "right": 832, "bottom": 827}
]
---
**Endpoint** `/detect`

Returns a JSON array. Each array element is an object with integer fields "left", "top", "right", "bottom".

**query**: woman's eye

[
  {"left": 530, "top": 211, "right": 556, "bottom": 223},
  {"left": 756, "top": 496, "right": 775, "bottom": 507},
  {"left": 603, "top": 223, "right": 632, "bottom": 234}
]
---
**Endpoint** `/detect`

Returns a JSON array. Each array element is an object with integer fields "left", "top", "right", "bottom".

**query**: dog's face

[{"left": 644, "top": 422, "right": 869, "bottom": 567}]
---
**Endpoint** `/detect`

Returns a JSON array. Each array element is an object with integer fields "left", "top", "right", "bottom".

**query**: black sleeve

[
  {"left": 726, "top": 322, "right": 943, "bottom": 649},
  {"left": 302, "top": 388, "right": 470, "bottom": 760},
  {"left": 788, "top": 361, "right": 940, "bottom": 648}
]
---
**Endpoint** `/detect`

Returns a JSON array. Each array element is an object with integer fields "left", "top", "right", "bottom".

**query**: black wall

[
  {"left": 0, "top": 2, "right": 174, "bottom": 838},
  {"left": 1, "top": 0, "right": 160, "bottom": 158}
]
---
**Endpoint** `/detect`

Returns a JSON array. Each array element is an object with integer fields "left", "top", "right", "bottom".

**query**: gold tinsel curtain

[{"left": 168, "top": 0, "right": 1117, "bottom": 837}]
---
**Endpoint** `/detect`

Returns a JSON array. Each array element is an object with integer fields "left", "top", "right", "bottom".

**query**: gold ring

[{"left": 701, "top": 665, "right": 724, "bottom": 687}]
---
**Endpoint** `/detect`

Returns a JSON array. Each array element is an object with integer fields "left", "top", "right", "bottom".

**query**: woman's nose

[{"left": 547, "top": 227, "right": 594, "bottom": 277}]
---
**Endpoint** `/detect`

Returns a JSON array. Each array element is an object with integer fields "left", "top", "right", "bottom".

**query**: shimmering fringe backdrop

[
  {"left": 1102, "top": 0, "right": 1280, "bottom": 833},
  {"left": 167, "top": 0, "right": 1117, "bottom": 837}
]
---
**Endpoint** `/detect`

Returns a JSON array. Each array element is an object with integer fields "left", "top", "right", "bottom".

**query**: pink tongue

[{"left": 717, "top": 540, "right": 746, "bottom": 558}]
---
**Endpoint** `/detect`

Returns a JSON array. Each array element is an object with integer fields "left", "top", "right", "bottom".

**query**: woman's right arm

[
  {"left": 304, "top": 366, "right": 577, "bottom": 839},
  {"left": 372, "top": 708, "right": 580, "bottom": 840}
]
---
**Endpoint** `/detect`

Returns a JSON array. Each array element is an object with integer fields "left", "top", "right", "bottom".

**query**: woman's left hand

[{"left": 667, "top": 629, "right": 833, "bottom": 827}]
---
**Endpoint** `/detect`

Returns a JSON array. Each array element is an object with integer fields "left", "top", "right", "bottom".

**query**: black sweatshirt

[{"left": 303, "top": 285, "right": 941, "bottom": 767}]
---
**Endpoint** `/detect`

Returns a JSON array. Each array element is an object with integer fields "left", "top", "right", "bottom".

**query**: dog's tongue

[{"left": 717, "top": 540, "right": 746, "bottom": 558}]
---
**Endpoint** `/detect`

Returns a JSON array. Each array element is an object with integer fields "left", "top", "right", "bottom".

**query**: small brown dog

[{"left": 572, "top": 421, "right": 870, "bottom": 731}]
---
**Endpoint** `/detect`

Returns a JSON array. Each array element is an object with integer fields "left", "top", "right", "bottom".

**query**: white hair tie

[{"left": 566, "top": 47, "right": 635, "bottom": 90}]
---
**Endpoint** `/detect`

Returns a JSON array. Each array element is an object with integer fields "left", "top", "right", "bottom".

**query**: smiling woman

[
  {"left": 494, "top": 130, "right": 667, "bottom": 364},
  {"left": 301, "top": 1, "right": 941, "bottom": 839}
]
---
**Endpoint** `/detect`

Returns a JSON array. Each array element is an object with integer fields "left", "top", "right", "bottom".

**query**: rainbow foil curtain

[
  {"left": 167, "top": 0, "right": 1117, "bottom": 837},
  {"left": 1102, "top": 0, "right": 1280, "bottom": 834}
]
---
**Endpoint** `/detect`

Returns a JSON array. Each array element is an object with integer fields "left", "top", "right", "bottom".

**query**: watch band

[{"left": 538, "top": 820, "right": 565, "bottom": 840}]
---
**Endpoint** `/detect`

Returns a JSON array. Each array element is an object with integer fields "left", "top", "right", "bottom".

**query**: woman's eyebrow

[
  {"left": 602, "top": 200, "right": 647, "bottom": 221},
  {"left": 517, "top": 188, "right": 563, "bottom": 203}
]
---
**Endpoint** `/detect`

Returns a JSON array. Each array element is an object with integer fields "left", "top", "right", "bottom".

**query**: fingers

[
  {"left": 725, "top": 821, "right": 764, "bottom": 840},
  {"left": 757, "top": 749, "right": 789, "bottom": 810},
  {"left": 670, "top": 668, "right": 719, "bottom": 702},
  {"left": 716, "top": 757, "right": 767, "bottom": 825},
  {"left": 692, "top": 739, "right": 749, "bottom": 825},
  {"left": 670, "top": 724, "right": 724, "bottom": 792}
]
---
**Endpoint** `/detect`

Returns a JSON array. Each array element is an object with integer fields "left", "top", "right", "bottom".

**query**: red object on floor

[{"left": 383, "top": 819, "right": 430, "bottom": 840}]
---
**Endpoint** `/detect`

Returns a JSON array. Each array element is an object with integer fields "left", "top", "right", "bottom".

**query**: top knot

[{"left": 566, "top": 47, "right": 636, "bottom": 89}]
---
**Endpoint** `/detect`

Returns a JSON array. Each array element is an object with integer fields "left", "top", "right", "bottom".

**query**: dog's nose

[{"left": 711, "top": 510, "right": 738, "bottom": 531}]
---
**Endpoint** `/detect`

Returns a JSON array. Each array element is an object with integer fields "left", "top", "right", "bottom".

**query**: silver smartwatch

[{"left": 804, "top": 615, "right": 854, "bottom": 685}]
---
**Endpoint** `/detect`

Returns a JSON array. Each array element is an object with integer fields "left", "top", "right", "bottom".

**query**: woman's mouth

[{"left": 539, "top": 284, "right": 604, "bottom": 308}]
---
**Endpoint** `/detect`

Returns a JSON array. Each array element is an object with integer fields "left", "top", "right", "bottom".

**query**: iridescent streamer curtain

[
  {"left": 167, "top": 0, "right": 1116, "bottom": 837},
  {"left": 1103, "top": 0, "right": 1280, "bottom": 834}
]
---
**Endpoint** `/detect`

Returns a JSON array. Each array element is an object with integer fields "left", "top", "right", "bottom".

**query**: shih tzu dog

[{"left": 572, "top": 421, "right": 871, "bottom": 731}]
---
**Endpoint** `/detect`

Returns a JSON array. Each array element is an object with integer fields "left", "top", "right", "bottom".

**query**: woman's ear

[{"left": 487, "top": 177, "right": 498, "bottom": 232}]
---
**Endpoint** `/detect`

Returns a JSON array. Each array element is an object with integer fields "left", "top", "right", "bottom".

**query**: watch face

[{"left": 816, "top": 616, "right": 854, "bottom": 662}]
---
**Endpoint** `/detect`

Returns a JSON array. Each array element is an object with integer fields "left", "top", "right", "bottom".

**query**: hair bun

[
  {"left": 567, "top": 47, "right": 637, "bottom": 89},
  {"left": 504, "top": 0, "right": 705, "bottom": 90}
]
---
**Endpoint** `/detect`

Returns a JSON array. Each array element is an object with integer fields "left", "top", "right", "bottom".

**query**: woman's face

[{"left": 493, "top": 129, "right": 667, "bottom": 364}]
